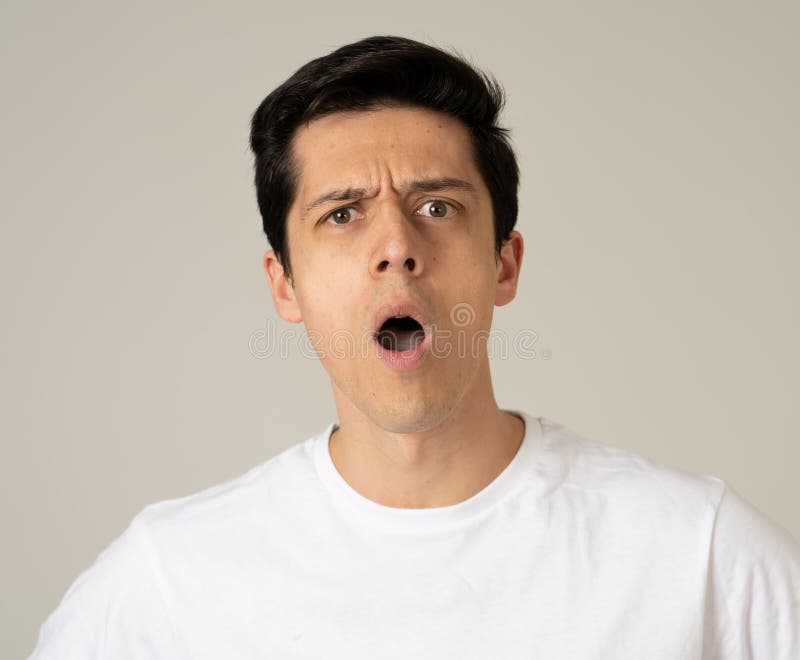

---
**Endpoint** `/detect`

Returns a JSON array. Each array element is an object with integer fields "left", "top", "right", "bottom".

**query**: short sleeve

[
  {"left": 702, "top": 483, "right": 800, "bottom": 659},
  {"left": 29, "top": 516, "right": 178, "bottom": 660}
]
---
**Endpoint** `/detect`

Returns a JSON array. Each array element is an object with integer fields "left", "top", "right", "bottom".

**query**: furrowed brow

[
  {"left": 406, "top": 177, "right": 478, "bottom": 198},
  {"left": 302, "top": 187, "right": 371, "bottom": 222},
  {"left": 301, "top": 177, "right": 479, "bottom": 222}
]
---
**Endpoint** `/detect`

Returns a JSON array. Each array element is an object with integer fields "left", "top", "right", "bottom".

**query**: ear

[
  {"left": 495, "top": 231, "right": 524, "bottom": 307},
  {"left": 263, "top": 249, "right": 303, "bottom": 323}
]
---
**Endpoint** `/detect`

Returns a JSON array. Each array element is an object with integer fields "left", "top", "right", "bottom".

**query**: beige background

[{"left": 2, "top": 1, "right": 798, "bottom": 656}]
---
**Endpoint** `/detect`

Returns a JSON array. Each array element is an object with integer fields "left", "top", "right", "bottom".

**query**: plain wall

[{"left": 1, "top": 1, "right": 798, "bottom": 656}]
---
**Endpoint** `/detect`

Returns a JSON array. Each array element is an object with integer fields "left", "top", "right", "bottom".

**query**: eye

[
  {"left": 415, "top": 199, "right": 457, "bottom": 219},
  {"left": 324, "top": 206, "right": 362, "bottom": 226}
]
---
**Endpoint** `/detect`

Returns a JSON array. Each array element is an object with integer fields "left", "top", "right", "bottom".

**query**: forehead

[{"left": 289, "top": 106, "right": 483, "bottom": 205}]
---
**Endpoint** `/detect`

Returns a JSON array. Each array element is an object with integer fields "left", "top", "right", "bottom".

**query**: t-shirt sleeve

[
  {"left": 703, "top": 482, "right": 800, "bottom": 659},
  {"left": 28, "top": 515, "right": 177, "bottom": 660}
]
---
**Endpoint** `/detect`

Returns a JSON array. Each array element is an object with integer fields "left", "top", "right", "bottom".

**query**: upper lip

[{"left": 371, "top": 299, "right": 432, "bottom": 338}]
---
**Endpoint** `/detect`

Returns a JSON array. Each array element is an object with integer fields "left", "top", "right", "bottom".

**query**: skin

[{"left": 263, "top": 105, "right": 525, "bottom": 508}]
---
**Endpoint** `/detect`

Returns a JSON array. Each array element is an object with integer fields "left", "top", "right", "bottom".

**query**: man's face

[{"left": 265, "top": 105, "right": 521, "bottom": 433}]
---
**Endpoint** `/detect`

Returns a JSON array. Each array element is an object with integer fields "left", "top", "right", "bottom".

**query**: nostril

[{"left": 376, "top": 258, "right": 415, "bottom": 273}]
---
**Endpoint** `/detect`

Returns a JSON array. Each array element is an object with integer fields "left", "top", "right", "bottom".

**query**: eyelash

[{"left": 322, "top": 199, "right": 458, "bottom": 226}]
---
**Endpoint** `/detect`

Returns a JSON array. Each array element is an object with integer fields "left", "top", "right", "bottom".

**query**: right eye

[{"left": 324, "top": 206, "right": 363, "bottom": 226}]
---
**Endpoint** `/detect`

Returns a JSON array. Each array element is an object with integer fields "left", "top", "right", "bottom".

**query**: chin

[{"left": 363, "top": 392, "right": 461, "bottom": 435}]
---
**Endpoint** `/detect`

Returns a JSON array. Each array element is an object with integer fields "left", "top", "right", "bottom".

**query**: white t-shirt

[{"left": 30, "top": 413, "right": 800, "bottom": 659}]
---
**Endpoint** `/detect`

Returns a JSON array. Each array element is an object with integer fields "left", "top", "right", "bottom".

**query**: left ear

[{"left": 495, "top": 230, "right": 524, "bottom": 306}]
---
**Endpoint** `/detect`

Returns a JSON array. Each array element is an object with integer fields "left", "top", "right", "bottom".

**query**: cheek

[
  {"left": 447, "top": 242, "right": 497, "bottom": 295},
  {"left": 451, "top": 258, "right": 498, "bottom": 333},
  {"left": 291, "top": 241, "right": 345, "bottom": 304},
  {"left": 292, "top": 260, "right": 363, "bottom": 351}
]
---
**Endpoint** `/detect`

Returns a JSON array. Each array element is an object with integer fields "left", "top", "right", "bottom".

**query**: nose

[{"left": 369, "top": 203, "right": 424, "bottom": 278}]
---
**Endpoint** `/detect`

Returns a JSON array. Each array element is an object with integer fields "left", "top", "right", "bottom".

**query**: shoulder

[
  {"left": 538, "top": 416, "right": 726, "bottom": 519},
  {"left": 133, "top": 425, "right": 330, "bottom": 540},
  {"left": 29, "top": 425, "right": 333, "bottom": 658},
  {"left": 541, "top": 418, "right": 726, "bottom": 563},
  {"left": 537, "top": 416, "right": 800, "bottom": 656},
  {"left": 538, "top": 413, "right": 800, "bottom": 554}
]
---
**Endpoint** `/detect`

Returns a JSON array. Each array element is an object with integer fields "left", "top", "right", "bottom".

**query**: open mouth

[{"left": 375, "top": 316, "right": 426, "bottom": 352}]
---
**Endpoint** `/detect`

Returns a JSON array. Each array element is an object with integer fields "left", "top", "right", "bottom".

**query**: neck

[{"left": 328, "top": 362, "right": 525, "bottom": 509}]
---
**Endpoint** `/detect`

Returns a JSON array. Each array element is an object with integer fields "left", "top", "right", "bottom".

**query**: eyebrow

[{"left": 301, "top": 177, "right": 479, "bottom": 222}]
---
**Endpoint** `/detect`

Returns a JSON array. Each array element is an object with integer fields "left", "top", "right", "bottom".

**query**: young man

[{"left": 31, "top": 35, "right": 799, "bottom": 659}]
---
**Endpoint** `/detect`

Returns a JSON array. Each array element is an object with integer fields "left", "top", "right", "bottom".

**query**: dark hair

[{"left": 249, "top": 35, "right": 519, "bottom": 280}]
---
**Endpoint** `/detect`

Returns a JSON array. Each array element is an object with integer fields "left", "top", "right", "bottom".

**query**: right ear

[{"left": 263, "top": 249, "right": 302, "bottom": 323}]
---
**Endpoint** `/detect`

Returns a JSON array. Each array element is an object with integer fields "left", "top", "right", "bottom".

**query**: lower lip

[{"left": 374, "top": 334, "right": 429, "bottom": 372}]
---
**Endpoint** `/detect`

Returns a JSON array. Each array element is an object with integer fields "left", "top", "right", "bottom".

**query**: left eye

[{"left": 416, "top": 199, "right": 457, "bottom": 219}]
